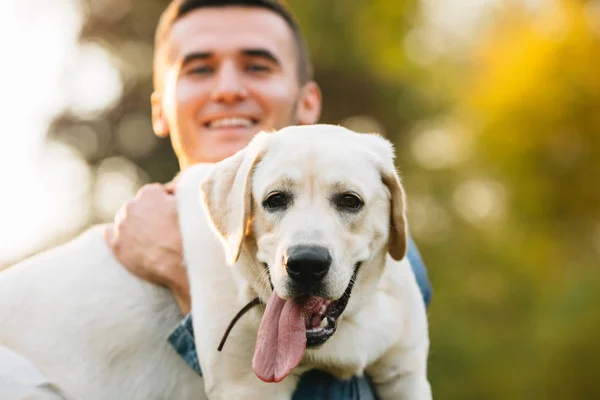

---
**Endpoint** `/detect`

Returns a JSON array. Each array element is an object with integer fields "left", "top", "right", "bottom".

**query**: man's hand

[{"left": 104, "top": 182, "right": 191, "bottom": 315}]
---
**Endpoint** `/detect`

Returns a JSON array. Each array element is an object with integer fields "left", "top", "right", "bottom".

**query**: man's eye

[
  {"left": 335, "top": 193, "right": 364, "bottom": 212},
  {"left": 188, "top": 66, "right": 213, "bottom": 75},
  {"left": 263, "top": 192, "right": 292, "bottom": 211},
  {"left": 246, "top": 64, "right": 270, "bottom": 73}
]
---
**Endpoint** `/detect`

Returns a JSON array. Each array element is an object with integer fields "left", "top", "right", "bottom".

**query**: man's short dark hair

[{"left": 153, "top": 0, "right": 313, "bottom": 90}]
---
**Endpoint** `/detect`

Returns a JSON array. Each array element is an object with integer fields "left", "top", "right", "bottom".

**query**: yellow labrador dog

[{"left": 0, "top": 125, "right": 431, "bottom": 400}]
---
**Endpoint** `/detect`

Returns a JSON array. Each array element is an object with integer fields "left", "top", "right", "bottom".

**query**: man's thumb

[{"left": 165, "top": 174, "right": 181, "bottom": 195}]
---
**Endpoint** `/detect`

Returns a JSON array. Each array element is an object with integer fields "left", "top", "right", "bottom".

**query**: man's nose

[
  {"left": 210, "top": 62, "right": 248, "bottom": 103},
  {"left": 285, "top": 245, "right": 332, "bottom": 286}
]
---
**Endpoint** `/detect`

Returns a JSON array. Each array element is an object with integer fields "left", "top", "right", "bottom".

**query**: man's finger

[{"left": 164, "top": 180, "right": 176, "bottom": 195}]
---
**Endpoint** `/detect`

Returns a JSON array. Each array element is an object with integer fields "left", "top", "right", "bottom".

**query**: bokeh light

[
  {"left": 452, "top": 179, "right": 506, "bottom": 224},
  {"left": 93, "top": 157, "right": 148, "bottom": 222},
  {"left": 0, "top": 0, "right": 124, "bottom": 267},
  {"left": 410, "top": 120, "right": 472, "bottom": 169}
]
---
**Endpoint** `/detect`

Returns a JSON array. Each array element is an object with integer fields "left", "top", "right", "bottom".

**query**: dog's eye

[
  {"left": 263, "top": 192, "right": 291, "bottom": 211},
  {"left": 336, "top": 193, "right": 363, "bottom": 212}
]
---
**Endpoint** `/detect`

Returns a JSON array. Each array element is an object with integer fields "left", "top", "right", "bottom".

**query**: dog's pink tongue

[{"left": 252, "top": 292, "right": 306, "bottom": 383}]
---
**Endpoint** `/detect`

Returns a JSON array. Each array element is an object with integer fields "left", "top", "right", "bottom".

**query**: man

[{"left": 105, "top": 0, "right": 432, "bottom": 398}]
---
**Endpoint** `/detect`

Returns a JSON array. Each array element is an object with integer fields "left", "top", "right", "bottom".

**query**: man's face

[{"left": 153, "top": 7, "right": 321, "bottom": 167}]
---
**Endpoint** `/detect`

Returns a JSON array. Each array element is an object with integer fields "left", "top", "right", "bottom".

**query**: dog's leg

[{"left": 366, "top": 346, "right": 432, "bottom": 400}]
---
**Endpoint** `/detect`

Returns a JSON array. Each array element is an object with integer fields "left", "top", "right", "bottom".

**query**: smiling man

[
  {"left": 150, "top": 1, "right": 320, "bottom": 167},
  {"left": 105, "top": 1, "right": 432, "bottom": 399}
]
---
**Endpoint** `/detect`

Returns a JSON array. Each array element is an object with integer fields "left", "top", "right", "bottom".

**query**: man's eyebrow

[
  {"left": 181, "top": 52, "right": 212, "bottom": 66},
  {"left": 179, "top": 49, "right": 281, "bottom": 67},
  {"left": 242, "top": 49, "right": 281, "bottom": 66}
]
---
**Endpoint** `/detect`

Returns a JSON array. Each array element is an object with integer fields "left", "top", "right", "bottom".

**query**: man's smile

[{"left": 203, "top": 116, "right": 259, "bottom": 129}]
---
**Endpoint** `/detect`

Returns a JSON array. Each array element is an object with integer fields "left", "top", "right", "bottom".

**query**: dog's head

[{"left": 200, "top": 124, "right": 407, "bottom": 382}]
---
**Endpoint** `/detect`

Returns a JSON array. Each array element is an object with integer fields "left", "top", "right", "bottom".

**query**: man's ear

[
  {"left": 295, "top": 81, "right": 322, "bottom": 125},
  {"left": 200, "top": 133, "right": 269, "bottom": 265},
  {"left": 151, "top": 92, "right": 169, "bottom": 138},
  {"left": 362, "top": 133, "right": 408, "bottom": 261}
]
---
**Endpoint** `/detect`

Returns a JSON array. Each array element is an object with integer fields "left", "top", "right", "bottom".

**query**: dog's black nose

[{"left": 285, "top": 245, "right": 332, "bottom": 286}]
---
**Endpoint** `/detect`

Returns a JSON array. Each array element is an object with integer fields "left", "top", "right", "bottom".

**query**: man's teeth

[{"left": 209, "top": 117, "right": 254, "bottom": 128}]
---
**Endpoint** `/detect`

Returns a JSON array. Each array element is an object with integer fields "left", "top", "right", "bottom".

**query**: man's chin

[
  {"left": 206, "top": 125, "right": 261, "bottom": 139},
  {"left": 203, "top": 141, "right": 255, "bottom": 164},
  {"left": 185, "top": 125, "right": 264, "bottom": 164}
]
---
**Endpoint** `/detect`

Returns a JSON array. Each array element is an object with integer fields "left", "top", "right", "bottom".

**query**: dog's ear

[
  {"left": 381, "top": 166, "right": 408, "bottom": 261},
  {"left": 200, "top": 133, "right": 269, "bottom": 265},
  {"left": 362, "top": 133, "right": 408, "bottom": 261}
]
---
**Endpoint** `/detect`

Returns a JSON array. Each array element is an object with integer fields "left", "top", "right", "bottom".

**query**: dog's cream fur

[{"left": 0, "top": 125, "right": 431, "bottom": 400}]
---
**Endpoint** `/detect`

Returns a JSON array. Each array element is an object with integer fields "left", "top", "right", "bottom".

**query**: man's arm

[{"left": 104, "top": 182, "right": 191, "bottom": 314}]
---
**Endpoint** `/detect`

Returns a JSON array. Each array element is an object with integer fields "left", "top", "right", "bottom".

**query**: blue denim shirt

[{"left": 168, "top": 236, "right": 431, "bottom": 399}]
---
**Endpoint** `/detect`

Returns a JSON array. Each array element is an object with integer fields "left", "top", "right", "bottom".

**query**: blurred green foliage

[{"left": 53, "top": 0, "right": 600, "bottom": 398}]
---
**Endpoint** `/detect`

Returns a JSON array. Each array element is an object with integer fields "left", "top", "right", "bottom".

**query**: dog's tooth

[
  {"left": 319, "top": 318, "right": 328, "bottom": 328},
  {"left": 319, "top": 305, "right": 327, "bottom": 314}
]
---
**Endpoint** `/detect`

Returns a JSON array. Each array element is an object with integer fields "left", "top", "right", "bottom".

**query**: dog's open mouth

[
  {"left": 302, "top": 267, "right": 357, "bottom": 347},
  {"left": 252, "top": 264, "right": 360, "bottom": 383}
]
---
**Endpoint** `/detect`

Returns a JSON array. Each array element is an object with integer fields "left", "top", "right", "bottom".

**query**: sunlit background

[{"left": 1, "top": 0, "right": 599, "bottom": 398}]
